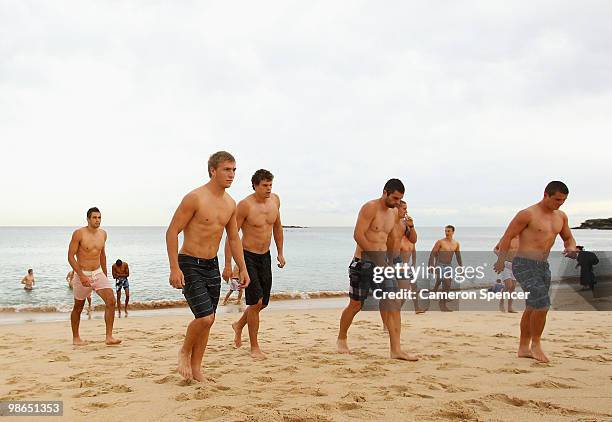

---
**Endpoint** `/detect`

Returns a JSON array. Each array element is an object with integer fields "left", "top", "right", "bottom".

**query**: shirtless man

[
  {"left": 225, "top": 169, "right": 285, "bottom": 360},
  {"left": 112, "top": 259, "right": 130, "bottom": 318},
  {"left": 429, "top": 225, "right": 463, "bottom": 311},
  {"left": 166, "top": 151, "right": 250, "bottom": 381},
  {"left": 67, "top": 207, "right": 121, "bottom": 346},
  {"left": 494, "top": 236, "right": 519, "bottom": 313},
  {"left": 337, "top": 179, "right": 418, "bottom": 360},
  {"left": 397, "top": 201, "right": 423, "bottom": 314},
  {"left": 21, "top": 269, "right": 35, "bottom": 290},
  {"left": 494, "top": 181, "right": 577, "bottom": 363}
]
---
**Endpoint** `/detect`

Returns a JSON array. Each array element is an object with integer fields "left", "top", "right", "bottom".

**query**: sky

[{"left": 1, "top": 1, "right": 611, "bottom": 227}]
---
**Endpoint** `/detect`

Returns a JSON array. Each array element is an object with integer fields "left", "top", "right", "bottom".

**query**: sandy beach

[{"left": 1, "top": 305, "right": 611, "bottom": 421}]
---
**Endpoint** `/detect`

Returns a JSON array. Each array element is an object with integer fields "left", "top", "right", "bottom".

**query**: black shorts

[
  {"left": 244, "top": 250, "right": 273, "bottom": 307},
  {"left": 349, "top": 257, "right": 398, "bottom": 305},
  {"left": 179, "top": 254, "right": 221, "bottom": 318}
]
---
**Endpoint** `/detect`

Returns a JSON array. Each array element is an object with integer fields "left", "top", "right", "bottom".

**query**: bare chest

[
  {"left": 79, "top": 233, "right": 105, "bottom": 253},
  {"left": 246, "top": 203, "right": 278, "bottom": 228}
]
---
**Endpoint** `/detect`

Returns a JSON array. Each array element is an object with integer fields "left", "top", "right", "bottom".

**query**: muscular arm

[
  {"left": 455, "top": 242, "right": 463, "bottom": 267},
  {"left": 353, "top": 203, "right": 378, "bottom": 251},
  {"left": 125, "top": 263, "right": 129, "bottom": 278},
  {"left": 226, "top": 208, "right": 249, "bottom": 286},
  {"left": 224, "top": 200, "right": 248, "bottom": 268},
  {"left": 166, "top": 193, "right": 198, "bottom": 271},
  {"left": 100, "top": 231, "right": 108, "bottom": 276},
  {"left": 559, "top": 212, "right": 577, "bottom": 255},
  {"left": 428, "top": 240, "right": 441, "bottom": 267},
  {"left": 273, "top": 195, "right": 285, "bottom": 267},
  {"left": 495, "top": 210, "right": 530, "bottom": 265},
  {"left": 68, "top": 230, "right": 84, "bottom": 277}
]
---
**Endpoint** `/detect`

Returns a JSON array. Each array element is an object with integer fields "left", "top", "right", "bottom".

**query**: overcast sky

[{"left": 1, "top": 1, "right": 611, "bottom": 227}]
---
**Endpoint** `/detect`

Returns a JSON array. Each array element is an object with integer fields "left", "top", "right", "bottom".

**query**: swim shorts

[
  {"left": 244, "top": 250, "right": 273, "bottom": 307},
  {"left": 512, "top": 257, "right": 551, "bottom": 309},
  {"left": 72, "top": 268, "right": 112, "bottom": 300},
  {"left": 179, "top": 254, "right": 221, "bottom": 318},
  {"left": 115, "top": 277, "right": 129, "bottom": 291}
]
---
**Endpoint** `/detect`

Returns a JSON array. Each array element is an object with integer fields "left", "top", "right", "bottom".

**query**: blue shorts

[
  {"left": 512, "top": 257, "right": 551, "bottom": 309},
  {"left": 115, "top": 278, "right": 129, "bottom": 291}
]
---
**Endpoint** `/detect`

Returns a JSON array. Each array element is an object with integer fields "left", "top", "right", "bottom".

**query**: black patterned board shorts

[
  {"left": 179, "top": 254, "right": 221, "bottom": 318},
  {"left": 348, "top": 257, "right": 398, "bottom": 303},
  {"left": 512, "top": 256, "right": 551, "bottom": 309}
]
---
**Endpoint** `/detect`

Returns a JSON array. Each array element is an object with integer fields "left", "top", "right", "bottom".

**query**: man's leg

[
  {"left": 86, "top": 295, "right": 92, "bottom": 315},
  {"left": 529, "top": 309, "right": 549, "bottom": 363},
  {"left": 440, "top": 279, "right": 452, "bottom": 311},
  {"left": 116, "top": 288, "right": 122, "bottom": 317},
  {"left": 380, "top": 304, "right": 418, "bottom": 361},
  {"left": 507, "top": 280, "right": 517, "bottom": 313},
  {"left": 71, "top": 299, "right": 86, "bottom": 345},
  {"left": 337, "top": 299, "right": 362, "bottom": 353},
  {"left": 189, "top": 314, "right": 215, "bottom": 382},
  {"left": 96, "top": 288, "right": 121, "bottom": 345},
  {"left": 124, "top": 288, "right": 129, "bottom": 316},
  {"left": 517, "top": 307, "right": 533, "bottom": 358},
  {"left": 222, "top": 290, "right": 232, "bottom": 306},
  {"left": 246, "top": 300, "right": 266, "bottom": 359}
]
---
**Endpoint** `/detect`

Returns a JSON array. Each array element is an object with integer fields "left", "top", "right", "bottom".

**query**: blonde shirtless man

[
  {"left": 429, "top": 225, "right": 463, "bottom": 312},
  {"left": 68, "top": 207, "right": 121, "bottom": 346},
  {"left": 21, "top": 269, "right": 35, "bottom": 290},
  {"left": 494, "top": 181, "right": 577, "bottom": 363},
  {"left": 225, "top": 169, "right": 285, "bottom": 360},
  {"left": 166, "top": 151, "right": 250, "bottom": 381},
  {"left": 494, "top": 236, "right": 519, "bottom": 313},
  {"left": 337, "top": 179, "right": 418, "bottom": 361}
]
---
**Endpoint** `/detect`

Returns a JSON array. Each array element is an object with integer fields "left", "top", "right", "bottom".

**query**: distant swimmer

[
  {"left": 112, "top": 259, "right": 130, "bottom": 318},
  {"left": 494, "top": 181, "right": 577, "bottom": 363},
  {"left": 494, "top": 236, "right": 519, "bottom": 312},
  {"left": 67, "top": 270, "right": 92, "bottom": 315},
  {"left": 67, "top": 207, "right": 121, "bottom": 346},
  {"left": 337, "top": 179, "right": 418, "bottom": 361},
  {"left": 222, "top": 264, "right": 243, "bottom": 306},
  {"left": 226, "top": 169, "right": 285, "bottom": 360},
  {"left": 166, "top": 151, "right": 249, "bottom": 381},
  {"left": 21, "top": 269, "right": 35, "bottom": 291},
  {"left": 428, "top": 225, "right": 463, "bottom": 312}
]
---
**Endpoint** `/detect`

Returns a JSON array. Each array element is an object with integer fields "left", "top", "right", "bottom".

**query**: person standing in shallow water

[
  {"left": 166, "top": 151, "right": 250, "bottom": 382},
  {"left": 112, "top": 259, "right": 130, "bottom": 318},
  {"left": 21, "top": 269, "right": 35, "bottom": 290},
  {"left": 494, "top": 181, "right": 577, "bottom": 363},
  {"left": 68, "top": 207, "right": 121, "bottom": 346}
]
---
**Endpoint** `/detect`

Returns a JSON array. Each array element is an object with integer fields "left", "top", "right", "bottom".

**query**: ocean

[{"left": 1, "top": 226, "right": 610, "bottom": 312}]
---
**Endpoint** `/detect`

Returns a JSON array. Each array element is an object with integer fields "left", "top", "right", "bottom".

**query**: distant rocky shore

[{"left": 573, "top": 218, "right": 612, "bottom": 230}]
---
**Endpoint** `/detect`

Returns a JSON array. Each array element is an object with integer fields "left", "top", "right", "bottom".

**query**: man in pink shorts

[{"left": 68, "top": 207, "right": 121, "bottom": 346}]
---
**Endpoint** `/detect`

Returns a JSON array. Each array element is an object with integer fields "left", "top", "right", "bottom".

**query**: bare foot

[
  {"left": 250, "top": 348, "right": 267, "bottom": 360},
  {"left": 517, "top": 346, "right": 533, "bottom": 359},
  {"left": 105, "top": 336, "right": 122, "bottom": 345},
  {"left": 73, "top": 337, "right": 87, "bottom": 346},
  {"left": 177, "top": 349, "right": 193, "bottom": 380},
  {"left": 390, "top": 350, "right": 419, "bottom": 361},
  {"left": 124, "top": 309, "right": 128, "bottom": 317},
  {"left": 232, "top": 322, "right": 242, "bottom": 348},
  {"left": 530, "top": 343, "right": 550, "bottom": 363},
  {"left": 192, "top": 369, "right": 206, "bottom": 382},
  {"left": 336, "top": 338, "right": 351, "bottom": 354},
  {"left": 415, "top": 309, "right": 426, "bottom": 314},
  {"left": 118, "top": 312, "right": 121, "bottom": 318}
]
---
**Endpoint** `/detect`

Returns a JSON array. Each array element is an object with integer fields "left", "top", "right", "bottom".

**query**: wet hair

[
  {"left": 87, "top": 207, "right": 101, "bottom": 219},
  {"left": 116, "top": 259, "right": 123, "bottom": 266},
  {"left": 28, "top": 269, "right": 33, "bottom": 274},
  {"left": 544, "top": 181, "right": 569, "bottom": 196},
  {"left": 383, "top": 178, "right": 405, "bottom": 195},
  {"left": 251, "top": 169, "right": 274, "bottom": 190},
  {"left": 445, "top": 225, "right": 455, "bottom": 232},
  {"left": 207, "top": 151, "right": 235, "bottom": 177}
]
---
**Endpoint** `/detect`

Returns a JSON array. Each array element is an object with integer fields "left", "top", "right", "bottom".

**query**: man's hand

[
  {"left": 222, "top": 266, "right": 232, "bottom": 281},
  {"left": 405, "top": 216, "right": 414, "bottom": 228},
  {"left": 493, "top": 260, "right": 505, "bottom": 274},
  {"left": 277, "top": 255, "right": 286, "bottom": 268},
  {"left": 169, "top": 267, "right": 185, "bottom": 289},
  {"left": 239, "top": 269, "right": 250, "bottom": 289},
  {"left": 79, "top": 274, "right": 92, "bottom": 287},
  {"left": 563, "top": 248, "right": 578, "bottom": 259}
]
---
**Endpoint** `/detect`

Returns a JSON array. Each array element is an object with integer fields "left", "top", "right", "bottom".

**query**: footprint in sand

[
  {"left": 435, "top": 401, "right": 480, "bottom": 420},
  {"left": 190, "top": 406, "right": 233, "bottom": 420},
  {"left": 154, "top": 375, "right": 181, "bottom": 384},
  {"left": 46, "top": 350, "right": 70, "bottom": 362},
  {"left": 529, "top": 379, "right": 575, "bottom": 389},
  {"left": 174, "top": 393, "right": 190, "bottom": 402},
  {"left": 254, "top": 376, "right": 273, "bottom": 383}
]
